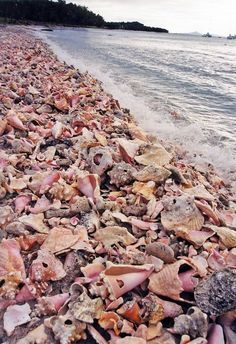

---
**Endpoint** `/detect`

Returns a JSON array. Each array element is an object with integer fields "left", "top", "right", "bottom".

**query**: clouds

[{"left": 67, "top": 0, "right": 236, "bottom": 35}]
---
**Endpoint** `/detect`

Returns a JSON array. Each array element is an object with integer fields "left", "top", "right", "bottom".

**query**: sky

[{"left": 66, "top": 0, "right": 236, "bottom": 36}]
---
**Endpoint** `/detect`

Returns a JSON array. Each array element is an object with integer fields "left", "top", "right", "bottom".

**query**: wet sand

[{"left": 0, "top": 26, "right": 236, "bottom": 343}]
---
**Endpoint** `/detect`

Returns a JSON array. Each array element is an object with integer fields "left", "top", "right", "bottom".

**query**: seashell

[
  {"left": 127, "top": 122, "right": 148, "bottom": 141},
  {"left": 0, "top": 118, "right": 7, "bottom": 135},
  {"left": 45, "top": 310, "right": 86, "bottom": 343},
  {"left": 52, "top": 121, "right": 64, "bottom": 139},
  {"left": 194, "top": 269, "right": 236, "bottom": 316},
  {"left": 207, "top": 324, "right": 225, "bottom": 344},
  {"left": 5, "top": 221, "right": 28, "bottom": 236},
  {"left": 146, "top": 323, "right": 163, "bottom": 341},
  {"left": 108, "top": 162, "right": 136, "bottom": 187},
  {"left": 149, "top": 259, "right": 197, "bottom": 301},
  {"left": 18, "top": 233, "right": 47, "bottom": 251},
  {"left": 117, "top": 300, "right": 142, "bottom": 324},
  {"left": 117, "top": 138, "right": 140, "bottom": 163},
  {"left": 39, "top": 171, "right": 61, "bottom": 194},
  {"left": 161, "top": 195, "right": 204, "bottom": 232},
  {"left": 17, "top": 324, "right": 48, "bottom": 344},
  {"left": 98, "top": 311, "right": 122, "bottom": 335},
  {"left": 194, "top": 200, "right": 220, "bottom": 225},
  {"left": 87, "top": 146, "right": 113, "bottom": 175},
  {"left": 36, "top": 103, "right": 53, "bottom": 114},
  {"left": 19, "top": 213, "right": 49, "bottom": 233},
  {"left": 87, "top": 324, "right": 109, "bottom": 344},
  {"left": 135, "top": 144, "right": 172, "bottom": 167},
  {"left": 0, "top": 238, "right": 25, "bottom": 279},
  {"left": 54, "top": 97, "right": 69, "bottom": 111},
  {"left": 0, "top": 205, "right": 14, "bottom": 227},
  {"left": 102, "top": 263, "right": 154, "bottom": 300},
  {"left": 29, "top": 195, "right": 51, "bottom": 214},
  {"left": 134, "top": 165, "right": 171, "bottom": 183},
  {"left": 173, "top": 306, "right": 208, "bottom": 339},
  {"left": 112, "top": 338, "right": 146, "bottom": 344},
  {"left": 131, "top": 218, "right": 158, "bottom": 231},
  {"left": 29, "top": 249, "right": 66, "bottom": 282},
  {"left": 219, "top": 310, "right": 236, "bottom": 344},
  {"left": 49, "top": 179, "right": 78, "bottom": 201},
  {"left": 14, "top": 195, "right": 31, "bottom": 213},
  {"left": 206, "top": 225, "right": 236, "bottom": 248},
  {"left": 132, "top": 181, "right": 156, "bottom": 200},
  {"left": 77, "top": 173, "right": 100, "bottom": 201},
  {"left": 175, "top": 227, "right": 214, "bottom": 247},
  {"left": 41, "top": 227, "right": 81, "bottom": 254},
  {"left": 69, "top": 287, "right": 103, "bottom": 323},
  {"left": 35, "top": 293, "right": 69, "bottom": 316},
  {"left": 207, "top": 249, "right": 226, "bottom": 271},
  {"left": 94, "top": 226, "right": 137, "bottom": 248},
  {"left": 3, "top": 303, "right": 31, "bottom": 336},
  {"left": 28, "top": 85, "right": 40, "bottom": 95},
  {"left": 183, "top": 185, "right": 214, "bottom": 201},
  {"left": 6, "top": 113, "right": 26, "bottom": 130},
  {"left": 146, "top": 242, "right": 175, "bottom": 263}
]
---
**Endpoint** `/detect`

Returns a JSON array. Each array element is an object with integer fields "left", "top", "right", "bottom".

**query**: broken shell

[
  {"left": 161, "top": 195, "right": 204, "bottom": 232},
  {"left": 18, "top": 213, "right": 49, "bottom": 233},
  {"left": 99, "top": 311, "right": 122, "bottom": 335},
  {"left": 108, "top": 162, "right": 136, "bottom": 187},
  {"left": 88, "top": 146, "right": 113, "bottom": 175},
  {"left": 4, "top": 303, "right": 31, "bottom": 336},
  {"left": 183, "top": 185, "right": 214, "bottom": 202},
  {"left": 117, "top": 300, "right": 142, "bottom": 324},
  {"left": 0, "top": 205, "right": 14, "bottom": 227},
  {"left": 194, "top": 269, "right": 236, "bottom": 316},
  {"left": 118, "top": 138, "right": 140, "bottom": 163},
  {"left": 94, "top": 226, "right": 137, "bottom": 248},
  {"left": 173, "top": 307, "right": 208, "bottom": 339},
  {"left": 134, "top": 165, "right": 171, "bottom": 183},
  {"left": 146, "top": 242, "right": 175, "bottom": 263},
  {"left": 77, "top": 173, "right": 100, "bottom": 201},
  {"left": 17, "top": 324, "right": 48, "bottom": 344},
  {"left": 102, "top": 263, "right": 154, "bottom": 300},
  {"left": 207, "top": 225, "right": 236, "bottom": 248},
  {"left": 135, "top": 144, "right": 172, "bottom": 167}
]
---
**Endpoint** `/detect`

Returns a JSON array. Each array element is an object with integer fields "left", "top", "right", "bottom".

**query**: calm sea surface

[{"left": 40, "top": 28, "right": 236, "bottom": 179}]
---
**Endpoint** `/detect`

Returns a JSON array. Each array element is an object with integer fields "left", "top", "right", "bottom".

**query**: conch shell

[
  {"left": 88, "top": 146, "right": 113, "bottom": 175},
  {"left": 118, "top": 138, "right": 139, "bottom": 163},
  {"left": 77, "top": 173, "right": 100, "bottom": 201},
  {"left": 102, "top": 263, "right": 154, "bottom": 300},
  {"left": 206, "top": 225, "right": 236, "bottom": 248},
  {"left": 161, "top": 195, "right": 204, "bottom": 232},
  {"left": 135, "top": 144, "right": 172, "bottom": 167},
  {"left": 4, "top": 303, "right": 31, "bottom": 336},
  {"left": 19, "top": 213, "right": 49, "bottom": 233},
  {"left": 134, "top": 164, "right": 171, "bottom": 183},
  {"left": 149, "top": 259, "right": 197, "bottom": 301}
]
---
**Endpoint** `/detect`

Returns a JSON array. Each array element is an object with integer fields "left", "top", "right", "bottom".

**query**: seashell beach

[{"left": 0, "top": 26, "right": 236, "bottom": 343}]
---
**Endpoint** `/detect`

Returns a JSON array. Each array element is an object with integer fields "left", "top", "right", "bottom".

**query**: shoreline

[{"left": 0, "top": 26, "right": 236, "bottom": 343}]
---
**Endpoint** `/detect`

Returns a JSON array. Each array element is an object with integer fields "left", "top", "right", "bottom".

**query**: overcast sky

[{"left": 67, "top": 0, "right": 236, "bottom": 36}]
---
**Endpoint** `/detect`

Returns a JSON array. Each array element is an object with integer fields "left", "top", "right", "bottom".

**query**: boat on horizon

[{"left": 202, "top": 32, "right": 212, "bottom": 38}]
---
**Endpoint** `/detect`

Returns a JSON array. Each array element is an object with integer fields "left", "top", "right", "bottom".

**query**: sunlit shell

[
  {"left": 183, "top": 184, "right": 214, "bottom": 201},
  {"left": 77, "top": 173, "right": 100, "bottom": 202},
  {"left": 99, "top": 311, "right": 121, "bottom": 335},
  {"left": 0, "top": 118, "right": 7, "bottom": 135},
  {"left": 102, "top": 263, "right": 154, "bottom": 300},
  {"left": 6, "top": 113, "right": 26, "bottom": 130},
  {"left": 161, "top": 195, "right": 204, "bottom": 232},
  {"left": 54, "top": 97, "right": 69, "bottom": 111},
  {"left": 0, "top": 205, "right": 14, "bottom": 227},
  {"left": 195, "top": 200, "right": 220, "bottom": 225},
  {"left": 173, "top": 307, "right": 208, "bottom": 339},
  {"left": 117, "top": 138, "right": 140, "bottom": 163},
  {"left": 18, "top": 213, "right": 49, "bottom": 233},
  {"left": 117, "top": 301, "right": 142, "bottom": 324},
  {"left": 41, "top": 227, "right": 81, "bottom": 254},
  {"left": 134, "top": 165, "right": 171, "bottom": 183},
  {"left": 52, "top": 121, "right": 64, "bottom": 139},
  {"left": 207, "top": 225, "right": 236, "bottom": 248},
  {"left": 17, "top": 324, "right": 48, "bottom": 344},
  {"left": 94, "top": 226, "right": 137, "bottom": 248},
  {"left": 149, "top": 259, "right": 196, "bottom": 301},
  {"left": 108, "top": 162, "right": 136, "bottom": 187},
  {"left": 132, "top": 181, "right": 156, "bottom": 200},
  {"left": 3, "top": 303, "right": 31, "bottom": 336},
  {"left": 135, "top": 144, "right": 172, "bottom": 167},
  {"left": 127, "top": 122, "right": 148, "bottom": 141},
  {"left": 29, "top": 249, "right": 66, "bottom": 282},
  {"left": 35, "top": 293, "right": 69, "bottom": 316},
  {"left": 174, "top": 227, "right": 214, "bottom": 247},
  {"left": 0, "top": 239, "right": 25, "bottom": 278}
]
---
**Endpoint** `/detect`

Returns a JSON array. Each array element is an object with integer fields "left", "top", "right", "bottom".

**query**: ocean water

[{"left": 38, "top": 28, "right": 236, "bottom": 185}]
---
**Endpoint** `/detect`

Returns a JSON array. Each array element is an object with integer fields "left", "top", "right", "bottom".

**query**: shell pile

[{"left": 0, "top": 26, "right": 236, "bottom": 344}]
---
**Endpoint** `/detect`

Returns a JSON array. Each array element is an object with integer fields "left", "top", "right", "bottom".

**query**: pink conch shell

[
  {"left": 131, "top": 218, "right": 158, "bottom": 231},
  {"left": 29, "top": 249, "right": 66, "bottom": 282},
  {"left": 135, "top": 144, "right": 172, "bottom": 167},
  {"left": 18, "top": 213, "right": 49, "bottom": 233},
  {"left": 94, "top": 226, "right": 137, "bottom": 248},
  {"left": 117, "top": 138, "right": 140, "bottom": 163},
  {"left": 6, "top": 113, "right": 26, "bottom": 130},
  {"left": 208, "top": 249, "right": 226, "bottom": 271},
  {"left": 14, "top": 195, "right": 31, "bottom": 213},
  {"left": 36, "top": 293, "right": 69, "bottom": 315},
  {"left": 207, "top": 324, "right": 225, "bottom": 344},
  {"left": 206, "top": 225, "right": 236, "bottom": 248},
  {"left": 149, "top": 259, "right": 196, "bottom": 301},
  {"left": 4, "top": 303, "right": 31, "bottom": 336},
  {"left": 77, "top": 173, "right": 100, "bottom": 201},
  {"left": 195, "top": 200, "right": 220, "bottom": 225},
  {"left": 81, "top": 261, "right": 105, "bottom": 280},
  {"left": 17, "top": 324, "right": 48, "bottom": 344},
  {"left": 88, "top": 146, "right": 113, "bottom": 175},
  {"left": 102, "top": 263, "right": 154, "bottom": 300},
  {"left": 29, "top": 195, "right": 51, "bottom": 214},
  {"left": 39, "top": 172, "right": 60, "bottom": 194},
  {"left": 161, "top": 195, "right": 204, "bottom": 232},
  {"left": 51, "top": 121, "right": 64, "bottom": 139},
  {"left": 175, "top": 228, "right": 214, "bottom": 247},
  {"left": 41, "top": 227, "right": 83, "bottom": 254}
]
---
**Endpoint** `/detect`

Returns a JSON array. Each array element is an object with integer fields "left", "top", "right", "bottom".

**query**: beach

[{"left": 0, "top": 26, "right": 236, "bottom": 343}]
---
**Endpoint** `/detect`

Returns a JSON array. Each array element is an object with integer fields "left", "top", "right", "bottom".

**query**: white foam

[{"left": 37, "top": 29, "right": 236, "bottom": 192}]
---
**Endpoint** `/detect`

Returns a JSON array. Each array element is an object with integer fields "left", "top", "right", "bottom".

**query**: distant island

[{"left": 0, "top": 0, "right": 168, "bottom": 33}]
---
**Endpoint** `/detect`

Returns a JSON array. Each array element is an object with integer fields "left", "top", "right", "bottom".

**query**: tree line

[{"left": 0, "top": 0, "right": 168, "bottom": 33}]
